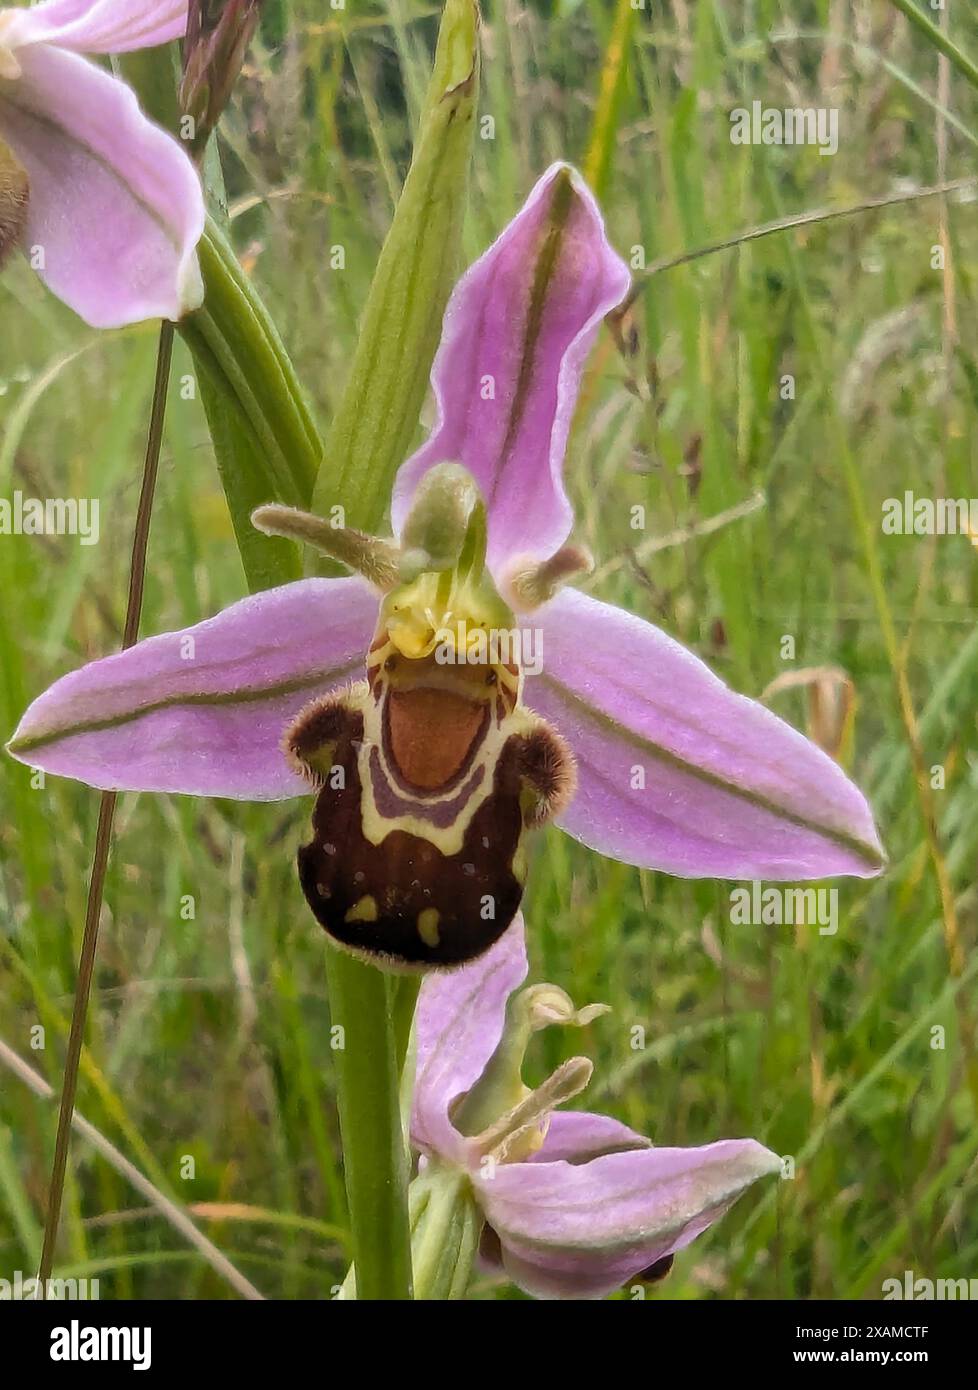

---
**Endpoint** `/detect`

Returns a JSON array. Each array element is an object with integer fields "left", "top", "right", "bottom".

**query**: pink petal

[
  {"left": 525, "top": 589, "right": 885, "bottom": 879},
  {"left": 411, "top": 917, "right": 528, "bottom": 1163},
  {"left": 4, "top": 0, "right": 188, "bottom": 53},
  {"left": 391, "top": 164, "right": 630, "bottom": 580},
  {"left": 532, "top": 1110, "right": 649, "bottom": 1164},
  {"left": 0, "top": 44, "right": 204, "bottom": 327},
  {"left": 7, "top": 578, "right": 378, "bottom": 799},
  {"left": 477, "top": 1138, "right": 781, "bottom": 1300}
]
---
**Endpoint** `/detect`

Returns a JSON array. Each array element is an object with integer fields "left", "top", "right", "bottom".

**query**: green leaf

[
  {"left": 122, "top": 48, "right": 318, "bottom": 596},
  {"left": 179, "top": 220, "right": 323, "bottom": 591},
  {"left": 191, "top": 342, "right": 303, "bottom": 589},
  {"left": 310, "top": 0, "right": 480, "bottom": 538}
]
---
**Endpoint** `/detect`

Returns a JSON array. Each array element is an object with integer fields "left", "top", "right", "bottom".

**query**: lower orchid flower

[
  {"left": 0, "top": 0, "right": 204, "bottom": 325},
  {"left": 7, "top": 163, "right": 884, "bottom": 970},
  {"left": 404, "top": 913, "right": 781, "bottom": 1300}
]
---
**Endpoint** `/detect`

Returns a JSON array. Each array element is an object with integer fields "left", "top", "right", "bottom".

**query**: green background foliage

[{"left": 1, "top": 0, "right": 976, "bottom": 1299}]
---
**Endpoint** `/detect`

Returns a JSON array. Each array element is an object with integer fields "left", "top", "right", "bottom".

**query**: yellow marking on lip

[
  {"left": 417, "top": 908, "right": 441, "bottom": 947},
  {"left": 345, "top": 895, "right": 378, "bottom": 924},
  {"left": 357, "top": 703, "right": 542, "bottom": 856}
]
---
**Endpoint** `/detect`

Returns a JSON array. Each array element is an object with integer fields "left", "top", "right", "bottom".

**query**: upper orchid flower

[
  {"left": 0, "top": 0, "right": 204, "bottom": 325},
  {"left": 7, "top": 164, "right": 884, "bottom": 969},
  {"left": 407, "top": 913, "right": 781, "bottom": 1299}
]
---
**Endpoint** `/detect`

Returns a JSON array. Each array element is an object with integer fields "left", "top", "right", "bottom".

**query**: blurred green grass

[{"left": 1, "top": 0, "right": 977, "bottom": 1299}]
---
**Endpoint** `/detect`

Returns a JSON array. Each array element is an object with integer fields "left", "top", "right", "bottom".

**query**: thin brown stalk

[{"left": 36, "top": 320, "right": 175, "bottom": 1293}]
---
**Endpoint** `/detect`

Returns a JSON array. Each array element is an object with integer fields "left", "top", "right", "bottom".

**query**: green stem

[
  {"left": 392, "top": 975, "right": 421, "bottom": 1073},
  {"left": 394, "top": 975, "right": 421, "bottom": 1150},
  {"left": 309, "top": 2, "right": 479, "bottom": 1302},
  {"left": 338, "top": 1164, "right": 481, "bottom": 1301},
  {"left": 324, "top": 950, "right": 413, "bottom": 1300}
]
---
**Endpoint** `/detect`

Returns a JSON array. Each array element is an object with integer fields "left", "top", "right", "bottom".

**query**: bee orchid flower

[
  {"left": 0, "top": 0, "right": 204, "bottom": 325},
  {"left": 407, "top": 912, "right": 782, "bottom": 1300},
  {"left": 7, "top": 164, "right": 884, "bottom": 969}
]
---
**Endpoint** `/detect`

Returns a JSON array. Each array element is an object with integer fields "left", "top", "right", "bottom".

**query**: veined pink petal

[
  {"left": 477, "top": 1138, "right": 781, "bottom": 1300},
  {"left": 531, "top": 1110, "right": 650, "bottom": 1164},
  {"left": 7, "top": 577, "right": 378, "bottom": 798},
  {"left": 0, "top": 44, "right": 204, "bottom": 327},
  {"left": 391, "top": 163, "right": 630, "bottom": 581},
  {"left": 3, "top": 0, "right": 188, "bottom": 54},
  {"left": 524, "top": 588, "right": 885, "bottom": 880},
  {"left": 411, "top": 918, "right": 528, "bottom": 1163}
]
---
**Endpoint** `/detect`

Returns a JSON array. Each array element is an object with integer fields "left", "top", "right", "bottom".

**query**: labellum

[
  {"left": 256, "top": 465, "right": 575, "bottom": 970},
  {"left": 0, "top": 136, "right": 27, "bottom": 270}
]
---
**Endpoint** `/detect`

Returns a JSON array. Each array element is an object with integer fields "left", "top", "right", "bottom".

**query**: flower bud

[{"left": 180, "top": 0, "right": 263, "bottom": 153}]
